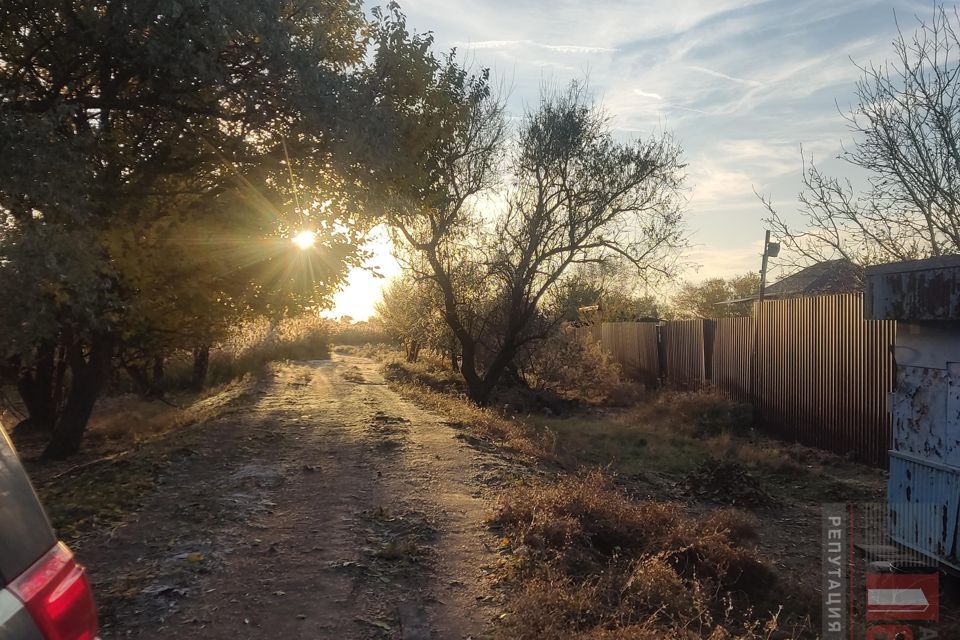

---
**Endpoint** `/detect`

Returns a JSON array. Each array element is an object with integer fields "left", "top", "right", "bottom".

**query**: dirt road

[{"left": 81, "top": 355, "right": 514, "bottom": 639}]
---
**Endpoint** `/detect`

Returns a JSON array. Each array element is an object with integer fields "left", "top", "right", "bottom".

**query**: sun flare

[{"left": 291, "top": 229, "right": 317, "bottom": 250}]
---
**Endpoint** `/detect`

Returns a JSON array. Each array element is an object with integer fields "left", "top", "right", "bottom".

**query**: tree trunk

[
  {"left": 461, "top": 342, "right": 517, "bottom": 406},
  {"left": 405, "top": 341, "right": 420, "bottom": 363},
  {"left": 465, "top": 377, "right": 496, "bottom": 406},
  {"left": 16, "top": 343, "right": 57, "bottom": 431},
  {"left": 43, "top": 333, "right": 115, "bottom": 459},
  {"left": 152, "top": 354, "right": 165, "bottom": 387},
  {"left": 448, "top": 338, "right": 459, "bottom": 371},
  {"left": 124, "top": 364, "right": 151, "bottom": 397},
  {"left": 192, "top": 345, "right": 210, "bottom": 391},
  {"left": 52, "top": 343, "right": 67, "bottom": 416}
]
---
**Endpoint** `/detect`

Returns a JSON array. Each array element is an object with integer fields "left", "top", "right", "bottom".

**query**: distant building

[
  {"left": 762, "top": 258, "right": 864, "bottom": 298},
  {"left": 722, "top": 258, "right": 864, "bottom": 305}
]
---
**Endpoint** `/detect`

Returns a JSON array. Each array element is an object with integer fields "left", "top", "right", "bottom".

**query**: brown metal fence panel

[
  {"left": 712, "top": 316, "right": 752, "bottom": 402},
  {"left": 577, "top": 292, "right": 895, "bottom": 467},
  {"left": 661, "top": 319, "right": 709, "bottom": 389},
  {"left": 751, "top": 294, "right": 894, "bottom": 467},
  {"left": 574, "top": 322, "right": 659, "bottom": 386},
  {"left": 580, "top": 324, "right": 602, "bottom": 342}
]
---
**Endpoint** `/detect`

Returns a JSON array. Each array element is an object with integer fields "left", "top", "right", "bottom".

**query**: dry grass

[
  {"left": 489, "top": 471, "right": 810, "bottom": 639},
  {"left": 207, "top": 315, "right": 330, "bottom": 383},
  {"left": 87, "top": 375, "right": 257, "bottom": 446},
  {"left": 536, "top": 391, "right": 809, "bottom": 479},
  {"left": 156, "top": 315, "right": 331, "bottom": 391},
  {"left": 380, "top": 353, "right": 554, "bottom": 460},
  {"left": 373, "top": 354, "right": 855, "bottom": 638}
]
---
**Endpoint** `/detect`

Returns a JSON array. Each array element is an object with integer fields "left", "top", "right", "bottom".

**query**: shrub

[
  {"left": 524, "top": 327, "right": 630, "bottom": 404},
  {"left": 153, "top": 315, "right": 331, "bottom": 390},
  {"left": 328, "top": 318, "right": 390, "bottom": 346}
]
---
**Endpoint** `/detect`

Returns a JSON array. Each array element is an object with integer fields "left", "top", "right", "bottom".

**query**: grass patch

[
  {"left": 534, "top": 391, "right": 883, "bottom": 505},
  {"left": 374, "top": 352, "right": 877, "bottom": 638},
  {"left": 26, "top": 377, "right": 257, "bottom": 544},
  {"left": 35, "top": 456, "right": 167, "bottom": 543},
  {"left": 488, "top": 471, "right": 813, "bottom": 639},
  {"left": 380, "top": 353, "right": 553, "bottom": 460},
  {"left": 87, "top": 375, "right": 256, "bottom": 446},
  {"left": 536, "top": 413, "right": 707, "bottom": 475}
]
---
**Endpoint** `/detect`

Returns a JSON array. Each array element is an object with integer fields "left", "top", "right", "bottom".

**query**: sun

[{"left": 291, "top": 229, "right": 316, "bottom": 250}]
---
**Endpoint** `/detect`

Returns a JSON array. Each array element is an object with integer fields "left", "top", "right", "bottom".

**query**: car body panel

[
  {"left": 0, "top": 428, "right": 56, "bottom": 587},
  {"left": 0, "top": 589, "right": 44, "bottom": 640}
]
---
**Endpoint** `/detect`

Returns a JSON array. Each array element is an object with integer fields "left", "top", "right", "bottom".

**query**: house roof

[
  {"left": 720, "top": 258, "right": 864, "bottom": 304},
  {"left": 763, "top": 258, "right": 864, "bottom": 298}
]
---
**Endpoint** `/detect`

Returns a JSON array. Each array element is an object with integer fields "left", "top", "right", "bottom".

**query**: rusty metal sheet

[
  {"left": 864, "top": 257, "right": 960, "bottom": 321},
  {"left": 891, "top": 366, "right": 956, "bottom": 466},
  {"left": 888, "top": 451, "right": 960, "bottom": 568}
]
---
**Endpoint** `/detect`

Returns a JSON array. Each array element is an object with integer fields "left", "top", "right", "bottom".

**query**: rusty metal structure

[{"left": 864, "top": 255, "right": 960, "bottom": 569}]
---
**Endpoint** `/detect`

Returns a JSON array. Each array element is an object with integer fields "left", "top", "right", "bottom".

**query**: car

[{"left": 0, "top": 426, "right": 98, "bottom": 640}]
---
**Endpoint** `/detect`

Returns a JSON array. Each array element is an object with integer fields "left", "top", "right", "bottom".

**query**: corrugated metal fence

[
  {"left": 597, "top": 322, "right": 660, "bottom": 387},
  {"left": 661, "top": 319, "right": 711, "bottom": 390},
  {"left": 575, "top": 293, "right": 895, "bottom": 467},
  {"left": 712, "top": 316, "right": 753, "bottom": 403}
]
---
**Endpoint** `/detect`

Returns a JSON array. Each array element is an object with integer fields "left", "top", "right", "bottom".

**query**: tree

[
  {"left": 0, "top": 1, "right": 421, "bottom": 456},
  {"left": 375, "top": 274, "right": 451, "bottom": 364},
  {"left": 672, "top": 272, "right": 759, "bottom": 319},
  {"left": 761, "top": 5, "right": 960, "bottom": 267},
  {"left": 386, "top": 80, "right": 686, "bottom": 405},
  {"left": 549, "top": 263, "right": 670, "bottom": 322}
]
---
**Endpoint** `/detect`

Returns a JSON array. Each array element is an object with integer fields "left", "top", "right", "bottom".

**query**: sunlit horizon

[{"left": 323, "top": 227, "right": 399, "bottom": 321}]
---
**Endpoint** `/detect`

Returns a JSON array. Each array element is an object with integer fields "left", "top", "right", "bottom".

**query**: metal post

[
  {"left": 758, "top": 229, "right": 771, "bottom": 302},
  {"left": 750, "top": 230, "right": 772, "bottom": 415}
]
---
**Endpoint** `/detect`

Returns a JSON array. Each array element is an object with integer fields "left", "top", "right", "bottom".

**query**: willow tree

[{"left": 384, "top": 79, "right": 687, "bottom": 404}]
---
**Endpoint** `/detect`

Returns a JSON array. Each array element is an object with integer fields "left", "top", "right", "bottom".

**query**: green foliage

[
  {"left": 386, "top": 78, "right": 687, "bottom": 404},
  {"left": 671, "top": 271, "right": 759, "bottom": 319},
  {"left": 550, "top": 265, "right": 670, "bottom": 323},
  {"left": 375, "top": 274, "right": 451, "bottom": 361},
  {"left": 0, "top": 0, "right": 473, "bottom": 455}
]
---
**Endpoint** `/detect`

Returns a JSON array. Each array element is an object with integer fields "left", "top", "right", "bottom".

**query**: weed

[
  {"left": 376, "top": 540, "right": 421, "bottom": 562},
  {"left": 489, "top": 471, "right": 804, "bottom": 639}
]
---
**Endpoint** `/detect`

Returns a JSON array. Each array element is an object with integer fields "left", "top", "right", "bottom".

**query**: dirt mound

[{"left": 682, "top": 458, "right": 777, "bottom": 508}]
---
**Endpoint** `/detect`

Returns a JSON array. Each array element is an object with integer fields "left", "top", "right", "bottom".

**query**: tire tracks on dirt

[{"left": 85, "top": 355, "right": 507, "bottom": 639}]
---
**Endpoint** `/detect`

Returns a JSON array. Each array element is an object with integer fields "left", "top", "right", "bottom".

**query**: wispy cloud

[
  {"left": 633, "top": 89, "right": 664, "bottom": 100},
  {"left": 393, "top": 0, "right": 921, "bottom": 281},
  {"left": 457, "top": 39, "right": 617, "bottom": 54},
  {"left": 686, "top": 65, "right": 761, "bottom": 87}
]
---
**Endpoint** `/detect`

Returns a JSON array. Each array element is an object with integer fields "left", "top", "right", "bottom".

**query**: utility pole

[
  {"left": 751, "top": 230, "right": 779, "bottom": 410},
  {"left": 757, "top": 230, "right": 779, "bottom": 301}
]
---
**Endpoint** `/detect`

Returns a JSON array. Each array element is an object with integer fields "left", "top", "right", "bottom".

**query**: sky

[{"left": 327, "top": 0, "right": 930, "bottom": 320}]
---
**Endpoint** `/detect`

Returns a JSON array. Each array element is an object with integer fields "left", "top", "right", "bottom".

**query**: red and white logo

[{"left": 866, "top": 572, "right": 939, "bottom": 622}]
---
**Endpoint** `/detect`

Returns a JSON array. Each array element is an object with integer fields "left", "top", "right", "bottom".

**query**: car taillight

[{"left": 9, "top": 542, "right": 98, "bottom": 640}]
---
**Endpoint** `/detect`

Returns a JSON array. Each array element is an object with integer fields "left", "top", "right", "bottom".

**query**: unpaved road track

[{"left": 82, "top": 355, "right": 513, "bottom": 639}]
